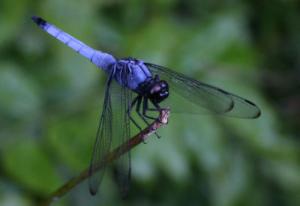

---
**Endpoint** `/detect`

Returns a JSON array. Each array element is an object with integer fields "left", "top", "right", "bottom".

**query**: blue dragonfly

[{"left": 32, "top": 16, "right": 261, "bottom": 196}]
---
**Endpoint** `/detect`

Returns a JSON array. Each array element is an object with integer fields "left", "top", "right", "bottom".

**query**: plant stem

[{"left": 40, "top": 109, "right": 170, "bottom": 206}]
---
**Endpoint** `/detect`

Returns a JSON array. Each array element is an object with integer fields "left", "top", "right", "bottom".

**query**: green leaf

[
  {"left": 0, "top": 63, "right": 41, "bottom": 121},
  {"left": 46, "top": 110, "right": 97, "bottom": 171},
  {"left": 2, "top": 139, "right": 61, "bottom": 195}
]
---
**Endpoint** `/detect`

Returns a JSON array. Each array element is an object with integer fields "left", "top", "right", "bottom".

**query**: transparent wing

[
  {"left": 146, "top": 63, "right": 261, "bottom": 118},
  {"left": 88, "top": 75, "right": 113, "bottom": 195},
  {"left": 110, "top": 79, "right": 133, "bottom": 197},
  {"left": 88, "top": 73, "right": 133, "bottom": 196}
]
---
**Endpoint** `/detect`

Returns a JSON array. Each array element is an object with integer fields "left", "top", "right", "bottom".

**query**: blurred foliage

[{"left": 0, "top": 0, "right": 300, "bottom": 206}]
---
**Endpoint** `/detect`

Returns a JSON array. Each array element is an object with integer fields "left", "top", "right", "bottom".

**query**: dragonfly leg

[
  {"left": 135, "top": 96, "right": 161, "bottom": 139},
  {"left": 128, "top": 96, "right": 143, "bottom": 132},
  {"left": 147, "top": 101, "right": 169, "bottom": 124},
  {"left": 142, "top": 97, "right": 158, "bottom": 120}
]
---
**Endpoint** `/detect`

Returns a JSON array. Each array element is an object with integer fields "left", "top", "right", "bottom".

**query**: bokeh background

[{"left": 1, "top": 0, "right": 300, "bottom": 205}]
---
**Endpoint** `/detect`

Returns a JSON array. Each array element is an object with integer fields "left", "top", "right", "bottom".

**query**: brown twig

[{"left": 39, "top": 109, "right": 170, "bottom": 206}]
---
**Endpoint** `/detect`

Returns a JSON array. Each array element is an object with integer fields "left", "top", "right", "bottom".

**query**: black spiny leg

[
  {"left": 136, "top": 96, "right": 161, "bottom": 139},
  {"left": 128, "top": 96, "right": 143, "bottom": 132},
  {"left": 142, "top": 97, "right": 159, "bottom": 120}
]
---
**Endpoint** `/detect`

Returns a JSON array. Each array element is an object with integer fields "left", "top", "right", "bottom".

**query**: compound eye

[
  {"left": 148, "top": 80, "right": 169, "bottom": 104},
  {"left": 160, "top": 81, "right": 168, "bottom": 89},
  {"left": 150, "top": 84, "right": 162, "bottom": 95},
  {"left": 160, "top": 90, "right": 169, "bottom": 97}
]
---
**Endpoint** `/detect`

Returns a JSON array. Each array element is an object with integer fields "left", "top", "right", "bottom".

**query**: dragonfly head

[{"left": 148, "top": 76, "right": 169, "bottom": 104}]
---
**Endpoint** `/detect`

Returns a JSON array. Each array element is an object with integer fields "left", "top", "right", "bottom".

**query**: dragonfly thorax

[
  {"left": 111, "top": 58, "right": 152, "bottom": 91},
  {"left": 111, "top": 58, "right": 169, "bottom": 104}
]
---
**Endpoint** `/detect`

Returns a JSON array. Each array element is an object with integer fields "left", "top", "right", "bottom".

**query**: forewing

[
  {"left": 146, "top": 63, "right": 261, "bottom": 118},
  {"left": 88, "top": 75, "right": 113, "bottom": 195}
]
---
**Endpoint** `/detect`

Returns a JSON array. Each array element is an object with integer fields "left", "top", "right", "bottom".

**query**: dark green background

[{"left": 0, "top": 0, "right": 300, "bottom": 205}]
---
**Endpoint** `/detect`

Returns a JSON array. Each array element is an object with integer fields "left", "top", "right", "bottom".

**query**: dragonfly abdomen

[{"left": 32, "top": 16, "right": 116, "bottom": 71}]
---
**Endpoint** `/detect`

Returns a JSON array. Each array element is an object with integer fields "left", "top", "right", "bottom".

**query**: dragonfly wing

[
  {"left": 88, "top": 74, "right": 114, "bottom": 195},
  {"left": 110, "top": 80, "right": 133, "bottom": 197},
  {"left": 219, "top": 92, "right": 261, "bottom": 118},
  {"left": 146, "top": 63, "right": 261, "bottom": 118}
]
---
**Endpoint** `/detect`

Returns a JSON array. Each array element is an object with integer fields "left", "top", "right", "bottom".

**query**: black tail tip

[{"left": 31, "top": 16, "right": 47, "bottom": 26}]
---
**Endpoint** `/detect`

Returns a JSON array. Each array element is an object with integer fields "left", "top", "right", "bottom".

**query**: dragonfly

[{"left": 32, "top": 16, "right": 261, "bottom": 196}]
